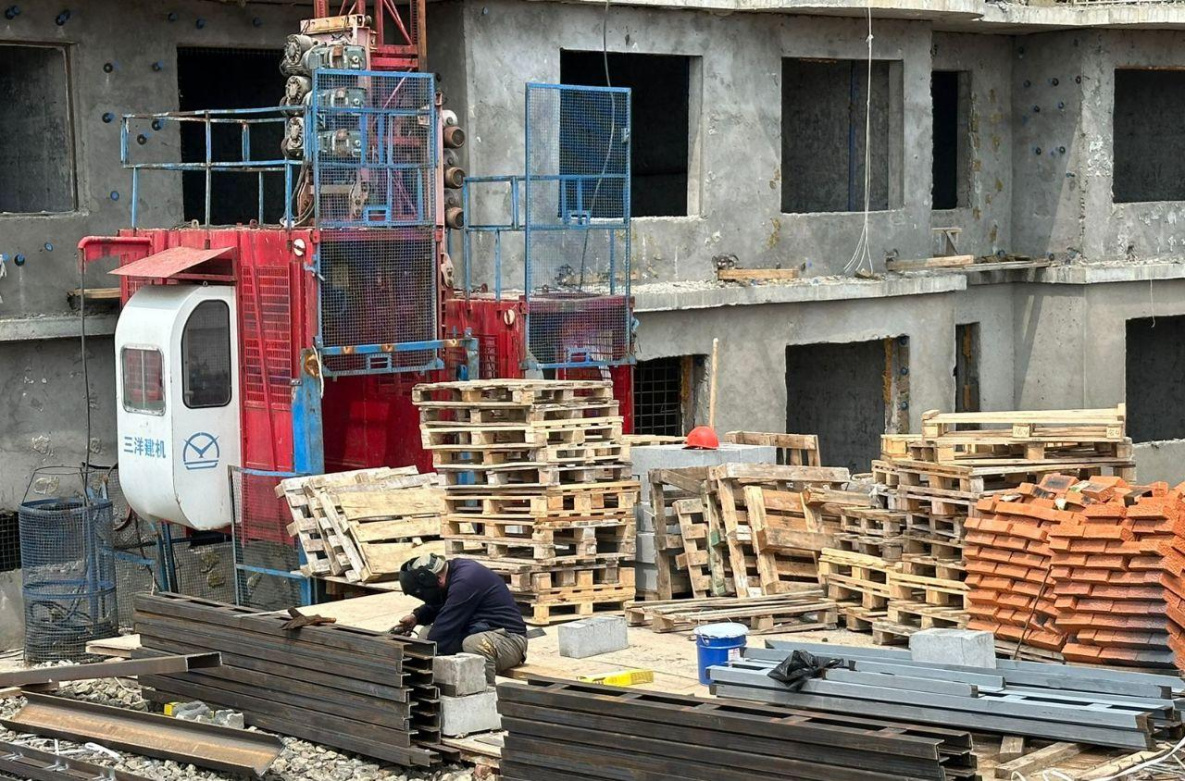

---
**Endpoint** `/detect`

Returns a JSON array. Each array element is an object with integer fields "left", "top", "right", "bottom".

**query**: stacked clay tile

[
  {"left": 964, "top": 474, "right": 1083, "bottom": 654},
  {"left": 1050, "top": 480, "right": 1181, "bottom": 668}
]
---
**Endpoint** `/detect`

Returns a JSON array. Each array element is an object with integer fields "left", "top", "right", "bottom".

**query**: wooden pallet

[
  {"left": 835, "top": 533, "right": 904, "bottom": 561},
  {"left": 521, "top": 596, "right": 630, "bottom": 625},
  {"left": 885, "top": 599, "right": 968, "bottom": 630},
  {"left": 412, "top": 379, "right": 614, "bottom": 406},
  {"left": 417, "top": 398, "right": 619, "bottom": 426},
  {"left": 421, "top": 418, "right": 624, "bottom": 450},
  {"left": 502, "top": 563, "right": 634, "bottom": 595},
  {"left": 817, "top": 549, "right": 897, "bottom": 610},
  {"left": 887, "top": 569, "right": 968, "bottom": 608},
  {"left": 838, "top": 604, "right": 887, "bottom": 632},
  {"left": 445, "top": 482, "right": 639, "bottom": 519},
  {"left": 721, "top": 432, "right": 821, "bottom": 466},
  {"left": 279, "top": 467, "right": 445, "bottom": 583},
  {"left": 430, "top": 442, "right": 628, "bottom": 468},
  {"left": 711, "top": 464, "right": 853, "bottom": 596},
  {"left": 624, "top": 591, "right": 837, "bottom": 634},
  {"left": 921, "top": 405, "right": 1128, "bottom": 442},
  {"left": 444, "top": 521, "right": 634, "bottom": 562},
  {"left": 649, "top": 467, "right": 723, "bottom": 600},
  {"left": 899, "top": 554, "right": 964, "bottom": 581},
  {"left": 437, "top": 461, "right": 633, "bottom": 489}
]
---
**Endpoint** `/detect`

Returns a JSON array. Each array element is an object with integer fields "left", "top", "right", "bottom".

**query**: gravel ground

[{"left": 0, "top": 678, "right": 474, "bottom": 781}]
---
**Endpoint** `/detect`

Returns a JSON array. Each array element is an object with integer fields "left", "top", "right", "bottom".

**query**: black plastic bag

[{"left": 766, "top": 649, "right": 842, "bottom": 691}]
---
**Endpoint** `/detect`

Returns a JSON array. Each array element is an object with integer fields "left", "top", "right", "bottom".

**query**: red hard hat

[{"left": 685, "top": 426, "right": 719, "bottom": 450}]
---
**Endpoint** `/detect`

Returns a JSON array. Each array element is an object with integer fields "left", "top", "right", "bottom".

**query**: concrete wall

[
  {"left": 635, "top": 290, "right": 957, "bottom": 467},
  {"left": 0, "top": 1, "right": 309, "bottom": 512},
  {"left": 932, "top": 32, "right": 1013, "bottom": 258},
  {"left": 451, "top": 1, "right": 940, "bottom": 286}
]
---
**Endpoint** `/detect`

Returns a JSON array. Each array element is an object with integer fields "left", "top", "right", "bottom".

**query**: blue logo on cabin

[{"left": 182, "top": 432, "right": 220, "bottom": 471}]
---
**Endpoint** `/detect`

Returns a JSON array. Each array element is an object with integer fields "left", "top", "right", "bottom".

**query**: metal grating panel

[
  {"left": 240, "top": 264, "right": 295, "bottom": 405},
  {"left": 634, "top": 357, "right": 684, "bottom": 436},
  {"left": 524, "top": 83, "right": 632, "bottom": 368},
  {"left": 231, "top": 467, "right": 306, "bottom": 610},
  {"left": 311, "top": 69, "right": 440, "bottom": 376}
]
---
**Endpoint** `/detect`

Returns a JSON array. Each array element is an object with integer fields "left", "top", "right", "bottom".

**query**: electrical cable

[
  {"left": 844, "top": 0, "right": 876, "bottom": 277},
  {"left": 575, "top": 0, "right": 618, "bottom": 290}
]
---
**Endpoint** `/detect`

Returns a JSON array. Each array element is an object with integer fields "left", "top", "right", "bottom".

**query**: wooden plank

[
  {"left": 1073, "top": 749, "right": 1162, "bottom": 780},
  {"left": 716, "top": 268, "right": 800, "bottom": 282},
  {"left": 332, "top": 488, "right": 447, "bottom": 520},
  {"left": 86, "top": 634, "right": 142, "bottom": 658},
  {"left": 994, "top": 742, "right": 1083, "bottom": 779},
  {"left": 351, "top": 517, "right": 443, "bottom": 542},
  {"left": 885, "top": 255, "right": 974, "bottom": 272}
]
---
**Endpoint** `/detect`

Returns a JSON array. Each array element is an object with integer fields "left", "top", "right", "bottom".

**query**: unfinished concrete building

[{"left": 3, "top": 0, "right": 1185, "bottom": 638}]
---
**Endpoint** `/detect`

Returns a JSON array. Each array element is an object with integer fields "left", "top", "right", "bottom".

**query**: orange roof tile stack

[
  {"left": 1050, "top": 479, "right": 1181, "bottom": 668},
  {"left": 965, "top": 474, "right": 1082, "bottom": 656}
]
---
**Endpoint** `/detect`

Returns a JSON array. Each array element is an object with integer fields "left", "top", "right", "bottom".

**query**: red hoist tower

[{"left": 79, "top": 1, "right": 635, "bottom": 601}]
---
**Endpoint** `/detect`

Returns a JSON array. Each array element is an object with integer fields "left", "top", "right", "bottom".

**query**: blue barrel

[{"left": 693, "top": 623, "right": 748, "bottom": 685}]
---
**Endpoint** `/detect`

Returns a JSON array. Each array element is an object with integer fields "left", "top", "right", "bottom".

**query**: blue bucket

[{"left": 694, "top": 623, "right": 748, "bottom": 685}]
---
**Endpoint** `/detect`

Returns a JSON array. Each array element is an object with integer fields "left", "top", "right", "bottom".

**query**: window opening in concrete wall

[
  {"left": 932, "top": 70, "right": 970, "bottom": 211},
  {"left": 1125, "top": 315, "right": 1185, "bottom": 442},
  {"left": 633, "top": 356, "right": 705, "bottom": 436},
  {"left": 1114, "top": 69, "right": 1185, "bottom": 203},
  {"left": 0, "top": 44, "right": 75, "bottom": 214},
  {"left": 786, "top": 337, "right": 909, "bottom": 472},
  {"left": 782, "top": 58, "right": 902, "bottom": 214},
  {"left": 955, "top": 322, "right": 981, "bottom": 413},
  {"left": 122, "top": 348, "right": 165, "bottom": 415},
  {"left": 182, "top": 301, "right": 232, "bottom": 409},
  {"left": 560, "top": 51, "right": 695, "bottom": 218},
  {"left": 177, "top": 47, "right": 285, "bottom": 224}
]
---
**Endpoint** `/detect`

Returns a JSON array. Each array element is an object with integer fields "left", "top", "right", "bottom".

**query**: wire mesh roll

[{"left": 19, "top": 497, "right": 118, "bottom": 662}]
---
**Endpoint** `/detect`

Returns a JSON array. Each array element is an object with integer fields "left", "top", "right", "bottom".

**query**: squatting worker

[{"left": 394, "top": 553, "right": 528, "bottom": 683}]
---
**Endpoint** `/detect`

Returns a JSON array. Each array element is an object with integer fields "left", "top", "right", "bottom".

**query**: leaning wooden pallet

[
  {"left": 648, "top": 467, "right": 728, "bottom": 600},
  {"left": 710, "top": 464, "right": 857, "bottom": 596},
  {"left": 414, "top": 379, "right": 639, "bottom": 624},
  {"left": 278, "top": 467, "right": 446, "bottom": 583}
]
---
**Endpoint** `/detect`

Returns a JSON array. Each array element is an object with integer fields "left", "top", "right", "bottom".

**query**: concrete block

[
  {"left": 558, "top": 615, "right": 629, "bottom": 659},
  {"left": 635, "top": 532, "right": 657, "bottom": 564},
  {"left": 910, "top": 629, "right": 997, "bottom": 669},
  {"left": 634, "top": 562, "right": 659, "bottom": 592},
  {"left": 440, "top": 691, "right": 501, "bottom": 737},
  {"left": 631, "top": 444, "right": 777, "bottom": 503},
  {"left": 433, "top": 653, "right": 487, "bottom": 697}
]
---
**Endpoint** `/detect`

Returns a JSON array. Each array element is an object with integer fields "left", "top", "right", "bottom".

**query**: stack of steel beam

[
  {"left": 498, "top": 676, "right": 977, "bottom": 780},
  {"left": 133, "top": 592, "right": 445, "bottom": 767},
  {"left": 710, "top": 640, "right": 1182, "bottom": 750}
]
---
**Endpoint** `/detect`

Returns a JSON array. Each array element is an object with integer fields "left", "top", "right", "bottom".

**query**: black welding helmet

[{"left": 399, "top": 553, "right": 446, "bottom": 602}]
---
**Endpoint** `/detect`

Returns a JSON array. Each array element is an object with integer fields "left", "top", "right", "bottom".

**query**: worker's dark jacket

[{"left": 412, "top": 558, "right": 527, "bottom": 655}]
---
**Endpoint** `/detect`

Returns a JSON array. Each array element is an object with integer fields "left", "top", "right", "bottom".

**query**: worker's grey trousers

[
  {"left": 463, "top": 629, "right": 528, "bottom": 684},
  {"left": 418, "top": 626, "right": 528, "bottom": 683}
]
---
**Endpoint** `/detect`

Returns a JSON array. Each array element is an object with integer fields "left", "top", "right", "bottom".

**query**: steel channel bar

[
  {"left": 497, "top": 680, "right": 949, "bottom": 760},
  {"left": 1, "top": 693, "right": 283, "bottom": 778},
  {"left": 754, "top": 644, "right": 1179, "bottom": 698},
  {"left": 497, "top": 704, "right": 946, "bottom": 780},
  {"left": 714, "top": 665, "right": 1148, "bottom": 729},
  {"left": 0, "top": 653, "right": 221, "bottom": 688},
  {"left": 138, "top": 674, "right": 415, "bottom": 747},
  {"left": 710, "top": 683, "right": 1154, "bottom": 750},
  {"left": 0, "top": 739, "right": 150, "bottom": 781}
]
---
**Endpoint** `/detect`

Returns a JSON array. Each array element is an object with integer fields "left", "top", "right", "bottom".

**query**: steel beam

[
  {"left": 2, "top": 693, "right": 284, "bottom": 778},
  {"left": 0, "top": 653, "right": 221, "bottom": 688},
  {"left": 0, "top": 739, "right": 150, "bottom": 781}
]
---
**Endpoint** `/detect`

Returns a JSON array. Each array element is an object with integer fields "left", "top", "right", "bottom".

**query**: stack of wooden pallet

[
  {"left": 278, "top": 466, "right": 447, "bottom": 583},
  {"left": 413, "top": 379, "right": 639, "bottom": 624},
  {"left": 866, "top": 405, "right": 1134, "bottom": 646},
  {"left": 134, "top": 592, "right": 445, "bottom": 767}
]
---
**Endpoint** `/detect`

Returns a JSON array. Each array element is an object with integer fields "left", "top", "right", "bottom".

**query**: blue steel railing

[
  {"left": 460, "top": 174, "right": 524, "bottom": 300},
  {"left": 121, "top": 106, "right": 303, "bottom": 228}
]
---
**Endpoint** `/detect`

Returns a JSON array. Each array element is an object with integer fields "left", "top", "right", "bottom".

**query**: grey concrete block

[
  {"left": 558, "top": 615, "right": 629, "bottom": 659},
  {"left": 440, "top": 691, "right": 501, "bottom": 737},
  {"left": 910, "top": 629, "right": 997, "bottom": 669},
  {"left": 433, "top": 653, "right": 487, "bottom": 697},
  {"left": 634, "top": 562, "right": 659, "bottom": 592},
  {"left": 635, "top": 532, "right": 657, "bottom": 564}
]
